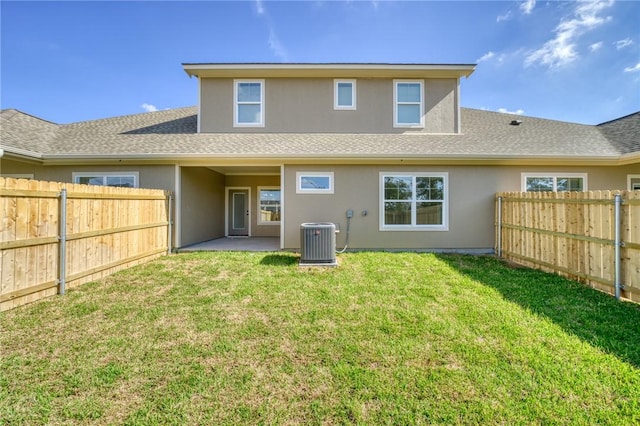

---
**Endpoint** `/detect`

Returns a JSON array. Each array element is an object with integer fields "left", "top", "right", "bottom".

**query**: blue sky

[{"left": 1, "top": 0, "right": 638, "bottom": 125}]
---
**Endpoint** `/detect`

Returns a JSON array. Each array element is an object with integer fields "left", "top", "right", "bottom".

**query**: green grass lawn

[{"left": 1, "top": 252, "right": 639, "bottom": 425}]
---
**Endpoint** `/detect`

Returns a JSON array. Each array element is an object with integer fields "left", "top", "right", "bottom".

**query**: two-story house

[{"left": 1, "top": 63, "right": 639, "bottom": 252}]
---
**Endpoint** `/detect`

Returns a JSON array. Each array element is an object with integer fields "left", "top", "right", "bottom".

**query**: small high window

[
  {"left": 296, "top": 172, "right": 334, "bottom": 194},
  {"left": 394, "top": 80, "right": 424, "bottom": 128},
  {"left": 334, "top": 79, "right": 356, "bottom": 110},
  {"left": 522, "top": 173, "right": 587, "bottom": 192},
  {"left": 234, "top": 80, "right": 264, "bottom": 127},
  {"left": 72, "top": 172, "right": 139, "bottom": 188}
]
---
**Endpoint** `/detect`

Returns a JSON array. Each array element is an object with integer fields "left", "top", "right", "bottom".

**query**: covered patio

[{"left": 179, "top": 237, "right": 281, "bottom": 252}]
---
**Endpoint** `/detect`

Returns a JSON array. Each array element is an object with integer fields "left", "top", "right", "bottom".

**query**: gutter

[
  {"left": 0, "top": 146, "right": 44, "bottom": 161},
  {"left": 26, "top": 152, "right": 636, "bottom": 167}
]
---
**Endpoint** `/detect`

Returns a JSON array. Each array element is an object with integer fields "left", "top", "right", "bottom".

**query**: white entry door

[{"left": 228, "top": 189, "right": 249, "bottom": 236}]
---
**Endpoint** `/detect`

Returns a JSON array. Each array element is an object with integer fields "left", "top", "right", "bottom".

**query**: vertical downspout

[
  {"left": 497, "top": 195, "right": 503, "bottom": 257},
  {"left": 58, "top": 188, "right": 67, "bottom": 295},
  {"left": 167, "top": 192, "right": 173, "bottom": 255},
  {"left": 614, "top": 193, "right": 622, "bottom": 301}
]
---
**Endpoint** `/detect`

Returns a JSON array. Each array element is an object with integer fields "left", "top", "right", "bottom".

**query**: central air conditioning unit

[{"left": 300, "top": 222, "right": 337, "bottom": 266}]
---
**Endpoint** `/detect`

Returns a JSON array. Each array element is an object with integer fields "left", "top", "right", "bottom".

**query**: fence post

[
  {"left": 58, "top": 188, "right": 67, "bottom": 296},
  {"left": 614, "top": 193, "right": 622, "bottom": 301},
  {"left": 497, "top": 195, "right": 503, "bottom": 257},
  {"left": 167, "top": 192, "right": 173, "bottom": 255}
]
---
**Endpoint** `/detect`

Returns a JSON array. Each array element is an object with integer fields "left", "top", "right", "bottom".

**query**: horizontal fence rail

[
  {"left": 496, "top": 190, "right": 640, "bottom": 303},
  {"left": 0, "top": 177, "right": 172, "bottom": 311}
]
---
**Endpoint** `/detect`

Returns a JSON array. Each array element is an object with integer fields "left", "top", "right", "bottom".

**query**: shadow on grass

[
  {"left": 260, "top": 254, "right": 299, "bottom": 266},
  {"left": 436, "top": 254, "right": 640, "bottom": 369}
]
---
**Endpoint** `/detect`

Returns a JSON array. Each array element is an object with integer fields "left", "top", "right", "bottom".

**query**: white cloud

[
  {"left": 254, "top": 0, "right": 290, "bottom": 62},
  {"left": 614, "top": 38, "right": 633, "bottom": 49},
  {"left": 477, "top": 51, "right": 495, "bottom": 63},
  {"left": 520, "top": 0, "right": 536, "bottom": 15},
  {"left": 498, "top": 108, "right": 525, "bottom": 115},
  {"left": 141, "top": 103, "right": 158, "bottom": 112},
  {"left": 589, "top": 41, "right": 603, "bottom": 52},
  {"left": 624, "top": 62, "right": 640, "bottom": 73},
  {"left": 497, "top": 11, "right": 512, "bottom": 22},
  {"left": 268, "top": 28, "right": 289, "bottom": 62},
  {"left": 525, "top": 0, "right": 614, "bottom": 69}
]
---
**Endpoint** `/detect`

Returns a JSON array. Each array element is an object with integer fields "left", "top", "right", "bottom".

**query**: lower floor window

[
  {"left": 258, "top": 187, "right": 281, "bottom": 224},
  {"left": 522, "top": 173, "right": 586, "bottom": 192},
  {"left": 73, "top": 172, "right": 138, "bottom": 188},
  {"left": 380, "top": 172, "right": 448, "bottom": 230}
]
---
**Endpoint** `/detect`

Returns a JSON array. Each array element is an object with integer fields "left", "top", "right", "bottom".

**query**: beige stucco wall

[
  {"left": 0, "top": 159, "right": 176, "bottom": 191},
  {"left": 180, "top": 167, "right": 225, "bottom": 247},
  {"left": 199, "top": 78, "right": 458, "bottom": 134},
  {"left": 225, "top": 175, "right": 281, "bottom": 238},
  {"left": 282, "top": 164, "right": 640, "bottom": 251}
]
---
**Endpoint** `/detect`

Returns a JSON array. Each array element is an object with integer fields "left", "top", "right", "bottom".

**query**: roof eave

[
  {"left": 182, "top": 63, "right": 476, "bottom": 79},
  {"left": 0, "top": 146, "right": 44, "bottom": 161},
  {"left": 35, "top": 152, "right": 633, "bottom": 167}
]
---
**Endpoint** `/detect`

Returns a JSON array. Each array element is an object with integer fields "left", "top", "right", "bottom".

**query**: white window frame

[
  {"left": 379, "top": 172, "right": 449, "bottom": 231},
  {"left": 628, "top": 174, "right": 640, "bottom": 191},
  {"left": 72, "top": 172, "right": 139, "bottom": 188},
  {"left": 393, "top": 79, "right": 424, "bottom": 128},
  {"left": 296, "top": 172, "right": 334, "bottom": 194},
  {"left": 257, "top": 186, "right": 281, "bottom": 226},
  {"left": 521, "top": 173, "right": 587, "bottom": 192},
  {"left": 334, "top": 79, "right": 356, "bottom": 110},
  {"left": 234, "top": 79, "right": 265, "bottom": 127}
]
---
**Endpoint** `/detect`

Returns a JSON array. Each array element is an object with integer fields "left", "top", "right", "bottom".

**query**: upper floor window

[
  {"left": 334, "top": 79, "right": 356, "bottom": 110},
  {"left": 522, "top": 173, "right": 587, "bottom": 192},
  {"left": 73, "top": 172, "right": 139, "bottom": 188},
  {"left": 394, "top": 80, "right": 424, "bottom": 128},
  {"left": 380, "top": 172, "right": 448, "bottom": 231},
  {"left": 234, "top": 80, "right": 264, "bottom": 127}
]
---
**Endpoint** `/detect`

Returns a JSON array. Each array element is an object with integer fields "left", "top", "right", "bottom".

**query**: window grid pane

[
  {"left": 397, "top": 83, "right": 421, "bottom": 102},
  {"left": 526, "top": 177, "right": 554, "bottom": 192},
  {"left": 397, "top": 105, "right": 420, "bottom": 125},
  {"left": 337, "top": 83, "right": 353, "bottom": 106},
  {"left": 259, "top": 189, "right": 280, "bottom": 222},
  {"left": 416, "top": 202, "right": 443, "bottom": 225},
  {"left": 384, "top": 176, "right": 412, "bottom": 200},
  {"left": 300, "top": 176, "right": 330, "bottom": 190},
  {"left": 237, "top": 83, "right": 261, "bottom": 102},
  {"left": 384, "top": 201, "right": 412, "bottom": 225},
  {"left": 416, "top": 177, "right": 444, "bottom": 200},
  {"left": 237, "top": 104, "right": 261, "bottom": 124}
]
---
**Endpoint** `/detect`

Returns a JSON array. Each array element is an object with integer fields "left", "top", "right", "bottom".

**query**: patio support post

[
  {"left": 58, "top": 188, "right": 67, "bottom": 296},
  {"left": 497, "top": 195, "right": 503, "bottom": 257},
  {"left": 614, "top": 193, "right": 622, "bottom": 301},
  {"left": 167, "top": 192, "right": 173, "bottom": 255}
]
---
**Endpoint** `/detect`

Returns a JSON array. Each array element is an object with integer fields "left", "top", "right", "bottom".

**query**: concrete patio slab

[{"left": 179, "top": 237, "right": 280, "bottom": 252}]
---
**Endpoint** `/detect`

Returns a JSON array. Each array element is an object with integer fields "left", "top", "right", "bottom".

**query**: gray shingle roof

[
  {"left": 1, "top": 109, "right": 59, "bottom": 156},
  {"left": 597, "top": 112, "right": 640, "bottom": 155},
  {"left": 1, "top": 106, "right": 637, "bottom": 161}
]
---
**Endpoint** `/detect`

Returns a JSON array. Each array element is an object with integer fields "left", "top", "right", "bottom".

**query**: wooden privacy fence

[
  {"left": 496, "top": 191, "right": 640, "bottom": 303},
  {"left": 0, "top": 178, "right": 172, "bottom": 311}
]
